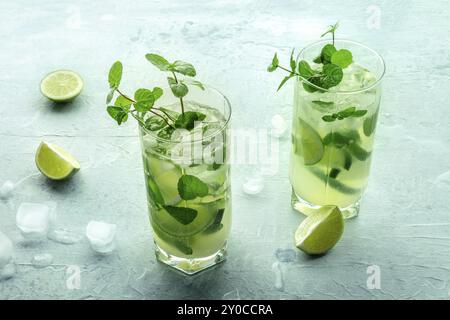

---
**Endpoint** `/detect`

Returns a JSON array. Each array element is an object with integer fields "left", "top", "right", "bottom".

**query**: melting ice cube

[
  {"left": 48, "top": 228, "right": 82, "bottom": 245},
  {"left": 270, "top": 114, "right": 287, "bottom": 138},
  {"left": 0, "top": 262, "right": 15, "bottom": 281},
  {"left": 16, "top": 203, "right": 54, "bottom": 240},
  {"left": 0, "top": 231, "right": 14, "bottom": 281},
  {"left": 0, "top": 180, "right": 15, "bottom": 200},
  {"left": 242, "top": 172, "right": 265, "bottom": 195},
  {"left": 31, "top": 253, "right": 53, "bottom": 268},
  {"left": 86, "top": 221, "right": 117, "bottom": 254},
  {"left": 0, "top": 230, "right": 14, "bottom": 269}
]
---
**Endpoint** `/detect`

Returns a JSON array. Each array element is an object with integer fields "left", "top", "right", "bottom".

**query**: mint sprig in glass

[
  {"left": 268, "top": 23, "right": 385, "bottom": 218},
  {"left": 106, "top": 54, "right": 231, "bottom": 274}
]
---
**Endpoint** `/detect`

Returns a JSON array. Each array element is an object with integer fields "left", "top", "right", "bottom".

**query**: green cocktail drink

[
  {"left": 289, "top": 40, "right": 385, "bottom": 218},
  {"left": 106, "top": 53, "right": 231, "bottom": 274},
  {"left": 139, "top": 94, "right": 231, "bottom": 274}
]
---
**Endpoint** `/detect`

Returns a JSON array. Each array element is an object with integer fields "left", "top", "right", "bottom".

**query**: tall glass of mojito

[
  {"left": 106, "top": 53, "right": 231, "bottom": 274},
  {"left": 139, "top": 85, "right": 231, "bottom": 274},
  {"left": 289, "top": 40, "right": 385, "bottom": 218}
]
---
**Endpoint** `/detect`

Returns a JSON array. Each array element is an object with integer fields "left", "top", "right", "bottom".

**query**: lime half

[
  {"left": 40, "top": 70, "right": 83, "bottom": 102},
  {"left": 295, "top": 205, "right": 344, "bottom": 255},
  {"left": 35, "top": 141, "right": 80, "bottom": 180},
  {"left": 294, "top": 119, "right": 324, "bottom": 165}
]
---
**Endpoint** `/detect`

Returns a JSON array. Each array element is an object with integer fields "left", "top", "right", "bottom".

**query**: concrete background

[{"left": 1, "top": 0, "right": 450, "bottom": 299}]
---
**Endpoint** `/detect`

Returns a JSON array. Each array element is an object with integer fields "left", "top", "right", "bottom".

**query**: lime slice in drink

[
  {"left": 40, "top": 70, "right": 83, "bottom": 102},
  {"left": 35, "top": 141, "right": 80, "bottom": 180},
  {"left": 295, "top": 205, "right": 344, "bottom": 255},
  {"left": 293, "top": 119, "right": 324, "bottom": 165},
  {"left": 154, "top": 169, "right": 182, "bottom": 205},
  {"left": 152, "top": 199, "right": 223, "bottom": 238}
]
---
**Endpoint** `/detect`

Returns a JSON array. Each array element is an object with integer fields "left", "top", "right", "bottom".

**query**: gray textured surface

[{"left": 1, "top": 0, "right": 450, "bottom": 299}]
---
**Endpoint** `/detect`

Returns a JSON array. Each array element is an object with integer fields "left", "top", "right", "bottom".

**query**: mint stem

[
  {"left": 116, "top": 89, "right": 174, "bottom": 128},
  {"left": 171, "top": 72, "right": 185, "bottom": 115},
  {"left": 116, "top": 88, "right": 135, "bottom": 103}
]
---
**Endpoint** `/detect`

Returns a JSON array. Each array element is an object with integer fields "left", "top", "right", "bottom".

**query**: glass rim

[
  {"left": 139, "top": 84, "right": 232, "bottom": 144},
  {"left": 297, "top": 38, "right": 386, "bottom": 95}
]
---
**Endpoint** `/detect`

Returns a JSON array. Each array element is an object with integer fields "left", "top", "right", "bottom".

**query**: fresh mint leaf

[
  {"left": 337, "top": 106, "right": 356, "bottom": 118},
  {"left": 290, "top": 49, "right": 296, "bottom": 72},
  {"left": 323, "top": 131, "right": 359, "bottom": 148},
  {"left": 108, "top": 61, "right": 123, "bottom": 89},
  {"left": 351, "top": 109, "right": 368, "bottom": 117},
  {"left": 321, "top": 63, "right": 343, "bottom": 88},
  {"left": 167, "top": 76, "right": 189, "bottom": 98},
  {"left": 116, "top": 112, "right": 128, "bottom": 125},
  {"left": 107, "top": 106, "right": 128, "bottom": 125},
  {"left": 343, "top": 150, "right": 352, "bottom": 170},
  {"left": 322, "top": 115, "right": 336, "bottom": 122},
  {"left": 321, "top": 44, "right": 337, "bottom": 64},
  {"left": 177, "top": 175, "right": 209, "bottom": 200},
  {"left": 152, "top": 87, "right": 163, "bottom": 100},
  {"left": 175, "top": 111, "right": 206, "bottom": 130},
  {"left": 203, "top": 208, "right": 225, "bottom": 234},
  {"left": 134, "top": 89, "right": 155, "bottom": 112},
  {"left": 277, "top": 74, "right": 293, "bottom": 91},
  {"left": 329, "top": 168, "right": 341, "bottom": 179},
  {"left": 134, "top": 88, "right": 153, "bottom": 101},
  {"left": 171, "top": 60, "right": 196, "bottom": 77},
  {"left": 107, "top": 106, "right": 122, "bottom": 120},
  {"left": 298, "top": 60, "right": 315, "bottom": 78},
  {"left": 163, "top": 205, "right": 198, "bottom": 225},
  {"left": 312, "top": 100, "right": 334, "bottom": 107},
  {"left": 313, "top": 55, "right": 322, "bottom": 64},
  {"left": 331, "top": 49, "right": 353, "bottom": 68},
  {"left": 145, "top": 53, "right": 171, "bottom": 71},
  {"left": 303, "top": 80, "right": 319, "bottom": 93},
  {"left": 267, "top": 53, "right": 279, "bottom": 72},
  {"left": 115, "top": 95, "right": 132, "bottom": 109}
]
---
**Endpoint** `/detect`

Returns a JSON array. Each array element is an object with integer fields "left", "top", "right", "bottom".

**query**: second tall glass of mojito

[
  {"left": 290, "top": 40, "right": 385, "bottom": 218},
  {"left": 139, "top": 86, "right": 231, "bottom": 274}
]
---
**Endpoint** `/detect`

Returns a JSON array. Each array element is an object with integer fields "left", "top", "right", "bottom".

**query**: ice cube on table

[
  {"left": 0, "top": 231, "right": 14, "bottom": 281},
  {"left": 16, "top": 203, "right": 53, "bottom": 240},
  {"left": 86, "top": 221, "right": 117, "bottom": 254},
  {"left": 242, "top": 172, "right": 265, "bottom": 195},
  {"left": 48, "top": 228, "right": 82, "bottom": 245},
  {"left": 270, "top": 114, "right": 287, "bottom": 138},
  {"left": 0, "top": 231, "right": 14, "bottom": 269},
  {"left": 0, "top": 262, "right": 15, "bottom": 281},
  {"left": 0, "top": 180, "right": 15, "bottom": 200},
  {"left": 31, "top": 253, "right": 53, "bottom": 268}
]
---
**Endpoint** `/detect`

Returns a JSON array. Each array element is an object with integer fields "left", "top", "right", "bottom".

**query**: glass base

[
  {"left": 291, "top": 188, "right": 360, "bottom": 219},
  {"left": 154, "top": 241, "right": 227, "bottom": 275}
]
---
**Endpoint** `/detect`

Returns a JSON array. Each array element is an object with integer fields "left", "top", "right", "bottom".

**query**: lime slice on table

[
  {"left": 40, "top": 70, "right": 83, "bottom": 102},
  {"left": 293, "top": 119, "right": 324, "bottom": 165},
  {"left": 35, "top": 141, "right": 80, "bottom": 180},
  {"left": 295, "top": 205, "right": 344, "bottom": 255}
]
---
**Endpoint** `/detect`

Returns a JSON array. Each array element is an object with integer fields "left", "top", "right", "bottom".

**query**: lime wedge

[
  {"left": 293, "top": 119, "right": 324, "bottom": 165},
  {"left": 295, "top": 205, "right": 344, "bottom": 255},
  {"left": 40, "top": 70, "right": 83, "bottom": 102},
  {"left": 35, "top": 141, "right": 80, "bottom": 180}
]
